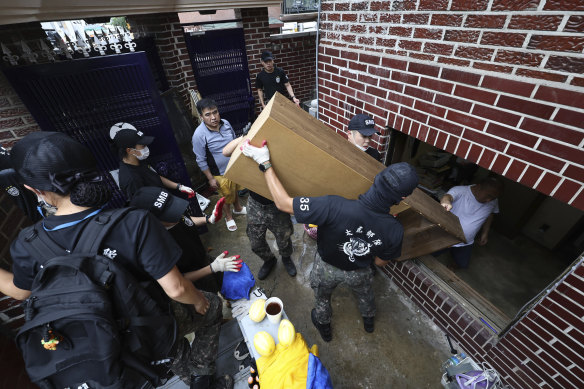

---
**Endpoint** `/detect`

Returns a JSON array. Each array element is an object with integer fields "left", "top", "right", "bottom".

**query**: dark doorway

[{"left": 184, "top": 28, "right": 255, "bottom": 136}]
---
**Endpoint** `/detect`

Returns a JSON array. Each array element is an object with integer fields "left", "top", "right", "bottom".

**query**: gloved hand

[
  {"left": 178, "top": 185, "right": 195, "bottom": 198},
  {"left": 211, "top": 251, "right": 242, "bottom": 273},
  {"left": 241, "top": 140, "right": 270, "bottom": 165},
  {"left": 207, "top": 197, "right": 225, "bottom": 224}
]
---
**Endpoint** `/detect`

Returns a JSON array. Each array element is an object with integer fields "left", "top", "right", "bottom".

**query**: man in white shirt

[{"left": 439, "top": 177, "right": 503, "bottom": 269}]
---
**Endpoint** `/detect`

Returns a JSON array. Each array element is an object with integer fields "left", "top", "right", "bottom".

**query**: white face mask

[
  {"left": 133, "top": 146, "right": 150, "bottom": 160},
  {"left": 351, "top": 132, "right": 368, "bottom": 151}
]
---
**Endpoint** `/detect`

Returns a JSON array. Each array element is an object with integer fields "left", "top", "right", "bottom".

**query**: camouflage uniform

[
  {"left": 169, "top": 290, "right": 222, "bottom": 383},
  {"left": 246, "top": 196, "right": 294, "bottom": 262},
  {"left": 310, "top": 252, "right": 375, "bottom": 324}
]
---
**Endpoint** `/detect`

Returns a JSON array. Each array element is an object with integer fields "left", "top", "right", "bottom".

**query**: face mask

[
  {"left": 133, "top": 146, "right": 150, "bottom": 160},
  {"left": 351, "top": 133, "right": 367, "bottom": 151}
]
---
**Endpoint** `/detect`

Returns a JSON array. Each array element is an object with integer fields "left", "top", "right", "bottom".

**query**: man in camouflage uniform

[
  {"left": 247, "top": 191, "right": 296, "bottom": 280},
  {"left": 240, "top": 140, "right": 418, "bottom": 342}
]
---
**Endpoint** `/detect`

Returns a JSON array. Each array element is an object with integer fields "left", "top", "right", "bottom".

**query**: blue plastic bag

[{"left": 221, "top": 262, "right": 256, "bottom": 300}]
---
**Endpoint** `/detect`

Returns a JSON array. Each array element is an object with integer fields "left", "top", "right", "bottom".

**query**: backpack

[{"left": 15, "top": 208, "right": 177, "bottom": 389}]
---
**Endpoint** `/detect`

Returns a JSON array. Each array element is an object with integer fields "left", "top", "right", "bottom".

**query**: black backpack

[{"left": 15, "top": 208, "right": 177, "bottom": 389}]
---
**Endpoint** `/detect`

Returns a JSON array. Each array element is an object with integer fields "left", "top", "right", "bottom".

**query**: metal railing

[{"left": 282, "top": 0, "right": 319, "bottom": 14}]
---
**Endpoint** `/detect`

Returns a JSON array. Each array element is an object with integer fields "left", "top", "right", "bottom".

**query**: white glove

[
  {"left": 241, "top": 140, "right": 270, "bottom": 165},
  {"left": 178, "top": 185, "right": 195, "bottom": 198},
  {"left": 211, "top": 251, "right": 242, "bottom": 273},
  {"left": 207, "top": 197, "right": 225, "bottom": 224}
]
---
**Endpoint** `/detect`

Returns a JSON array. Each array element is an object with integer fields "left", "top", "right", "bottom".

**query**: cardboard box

[{"left": 225, "top": 93, "right": 465, "bottom": 260}]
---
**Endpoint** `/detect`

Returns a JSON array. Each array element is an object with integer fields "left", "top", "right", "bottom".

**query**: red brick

[
  {"left": 435, "top": 131, "right": 448, "bottom": 150},
  {"left": 438, "top": 57, "right": 471, "bottom": 67},
  {"left": 549, "top": 59, "right": 584, "bottom": 79},
  {"left": 415, "top": 100, "right": 447, "bottom": 118},
  {"left": 444, "top": 30, "right": 480, "bottom": 43},
  {"left": 486, "top": 123, "right": 538, "bottom": 147},
  {"left": 450, "top": 0, "right": 488, "bottom": 10},
  {"left": 456, "top": 139, "right": 471, "bottom": 157},
  {"left": 431, "top": 14, "right": 464, "bottom": 26},
  {"left": 465, "top": 15, "right": 507, "bottom": 28},
  {"left": 350, "top": 1, "right": 368, "bottom": 11},
  {"left": 554, "top": 108, "right": 584, "bottom": 128},
  {"left": 376, "top": 37, "right": 397, "bottom": 48},
  {"left": 398, "top": 40, "right": 422, "bottom": 51},
  {"left": 528, "top": 35, "right": 584, "bottom": 52},
  {"left": 382, "top": 57, "right": 407, "bottom": 70},
  {"left": 534, "top": 173, "right": 562, "bottom": 196},
  {"left": 388, "top": 92, "right": 414, "bottom": 107},
  {"left": 403, "top": 14, "right": 430, "bottom": 24},
  {"left": 464, "top": 129, "right": 507, "bottom": 151},
  {"left": 535, "top": 86, "right": 584, "bottom": 110},
  {"left": 519, "top": 165, "right": 544, "bottom": 187},
  {"left": 401, "top": 107, "right": 429, "bottom": 124},
  {"left": 408, "top": 62, "right": 440, "bottom": 78},
  {"left": 515, "top": 68, "right": 568, "bottom": 82},
  {"left": 446, "top": 111, "right": 487, "bottom": 131},
  {"left": 419, "top": 0, "right": 449, "bottom": 10},
  {"left": 492, "top": 0, "right": 540, "bottom": 11},
  {"left": 419, "top": 77, "right": 454, "bottom": 94},
  {"left": 539, "top": 140, "right": 584, "bottom": 166},
  {"left": 456, "top": 46, "right": 494, "bottom": 61},
  {"left": 508, "top": 15, "right": 563, "bottom": 31},
  {"left": 454, "top": 85, "right": 497, "bottom": 105},
  {"left": 507, "top": 144, "right": 565, "bottom": 172},
  {"left": 414, "top": 28, "right": 443, "bottom": 40},
  {"left": 497, "top": 95, "right": 555, "bottom": 120},
  {"left": 409, "top": 53, "right": 435, "bottom": 61},
  {"left": 389, "top": 26, "right": 412, "bottom": 37},
  {"left": 505, "top": 159, "right": 527, "bottom": 181},
  {"left": 435, "top": 95, "right": 472, "bottom": 112},
  {"left": 478, "top": 148, "right": 496, "bottom": 168},
  {"left": 466, "top": 144, "right": 483, "bottom": 163},
  {"left": 472, "top": 62, "right": 513, "bottom": 74},
  {"left": 429, "top": 117, "right": 464, "bottom": 136},
  {"left": 423, "top": 42, "right": 454, "bottom": 55},
  {"left": 564, "top": 15, "right": 584, "bottom": 32},
  {"left": 481, "top": 76, "right": 535, "bottom": 98},
  {"left": 404, "top": 86, "right": 434, "bottom": 102},
  {"left": 379, "top": 13, "right": 401, "bottom": 23},
  {"left": 572, "top": 77, "right": 584, "bottom": 87},
  {"left": 441, "top": 68, "right": 481, "bottom": 86},
  {"left": 564, "top": 165, "right": 584, "bottom": 183},
  {"left": 544, "top": 0, "right": 584, "bottom": 11},
  {"left": 391, "top": 71, "right": 419, "bottom": 85},
  {"left": 0, "top": 118, "right": 24, "bottom": 129},
  {"left": 379, "top": 79, "right": 404, "bottom": 93},
  {"left": 481, "top": 32, "right": 527, "bottom": 47},
  {"left": 391, "top": 0, "right": 417, "bottom": 11}
]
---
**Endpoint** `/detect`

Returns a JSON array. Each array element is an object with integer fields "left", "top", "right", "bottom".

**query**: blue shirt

[
  {"left": 191, "top": 119, "right": 236, "bottom": 176},
  {"left": 293, "top": 195, "right": 403, "bottom": 270}
]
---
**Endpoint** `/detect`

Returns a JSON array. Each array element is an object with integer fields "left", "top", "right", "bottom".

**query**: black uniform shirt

[
  {"left": 255, "top": 67, "right": 289, "bottom": 101},
  {"left": 293, "top": 195, "right": 403, "bottom": 270},
  {"left": 169, "top": 216, "right": 208, "bottom": 273},
  {"left": 119, "top": 162, "right": 164, "bottom": 200},
  {"left": 365, "top": 147, "right": 382, "bottom": 162},
  {"left": 10, "top": 208, "right": 181, "bottom": 290}
]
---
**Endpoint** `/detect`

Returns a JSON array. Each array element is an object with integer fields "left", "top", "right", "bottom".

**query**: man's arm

[
  {"left": 477, "top": 214, "right": 494, "bottom": 245},
  {"left": 192, "top": 133, "right": 218, "bottom": 190},
  {"left": 223, "top": 137, "right": 245, "bottom": 157},
  {"left": 201, "top": 169, "right": 218, "bottom": 191},
  {"left": 0, "top": 269, "right": 31, "bottom": 300},
  {"left": 257, "top": 89, "right": 266, "bottom": 109},
  {"left": 263, "top": 167, "right": 294, "bottom": 214},
  {"left": 440, "top": 194, "right": 454, "bottom": 211},
  {"left": 157, "top": 266, "right": 210, "bottom": 314},
  {"left": 374, "top": 256, "right": 390, "bottom": 268},
  {"left": 284, "top": 82, "right": 300, "bottom": 106}
]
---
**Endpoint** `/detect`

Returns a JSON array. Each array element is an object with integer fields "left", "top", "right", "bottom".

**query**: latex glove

[
  {"left": 211, "top": 251, "right": 243, "bottom": 273},
  {"left": 207, "top": 197, "right": 225, "bottom": 224},
  {"left": 179, "top": 185, "right": 195, "bottom": 199},
  {"left": 231, "top": 299, "right": 251, "bottom": 317},
  {"left": 241, "top": 139, "right": 270, "bottom": 165}
]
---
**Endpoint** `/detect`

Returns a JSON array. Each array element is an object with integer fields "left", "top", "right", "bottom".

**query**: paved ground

[{"left": 198, "top": 194, "right": 453, "bottom": 389}]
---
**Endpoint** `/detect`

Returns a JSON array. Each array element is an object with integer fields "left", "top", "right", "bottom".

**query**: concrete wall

[{"left": 317, "top": 0, "right": 584, "bottom": 211}]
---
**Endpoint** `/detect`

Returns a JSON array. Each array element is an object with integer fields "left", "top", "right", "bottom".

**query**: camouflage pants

[
  {"left": 170, "top": 291, "right": 222, "bottom": 383},
  {"left": 246, "top": 196, "right": 294, "bottom": 261},
  {"left": 310, "top": 253, "right": 375, "bottom": 324}
]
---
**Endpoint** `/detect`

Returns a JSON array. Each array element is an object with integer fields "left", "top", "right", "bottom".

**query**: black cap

[
  {"left": 130, "top": 186, "right": 188, "bottom": 223},
  {"left": 110, "top": 122, "right": 154, "bottom": 149},
  {"left": 261, "top": 51, "right": 274, "bottom": 61},
  {"left": 348, "top": 114, "right": 379, "bottom": 136},
  {"left": 379, "top": 162, "right": 419, "bottom": 198},
  {"left": 11, "top": 131, "right": 98, "bottom": 192}
]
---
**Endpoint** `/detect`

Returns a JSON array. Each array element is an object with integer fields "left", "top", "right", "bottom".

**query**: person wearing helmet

[
  {"left": 241, "top": 140, "right": 418, "bottom": 342},
  {"left": 347, "top": 114, "right": 382, "bottom": 162},
  {"left": 110, "top": 122, "right": 223, "bottom": 228},
  {"left": 6, "top": 131, "right": 232, "bottom": 389}
]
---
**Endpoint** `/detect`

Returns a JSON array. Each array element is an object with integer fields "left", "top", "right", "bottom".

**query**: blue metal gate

[
  {"left": 184, "top": 28, "right": 254, "bottom": 136},
  {"left": 2, "top": 52, "right": 198, "bottom": 212}
]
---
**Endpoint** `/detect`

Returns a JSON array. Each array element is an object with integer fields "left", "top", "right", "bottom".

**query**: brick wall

[
  {"left": 318, "top": 0, "right": 584, "bottom": 387},
  {"left": 318, "top": 0, "right": 584, "bottom": 211},
  {"left": 243, "top": 7, "right": 317, "bottom": 113}
]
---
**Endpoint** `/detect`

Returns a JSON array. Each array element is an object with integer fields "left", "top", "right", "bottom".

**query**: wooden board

[
  {"left": 225, "top": 92, "right": 466, "bottom": 260},
  {"left": 225, "top": 92, "right": 385, "bottom": 200}
]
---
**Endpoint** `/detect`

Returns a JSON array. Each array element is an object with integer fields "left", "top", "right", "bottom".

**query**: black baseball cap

[
  {"left": 379, "top": 162, "right": 419, "bottom": 198},
  {"left": 348, "top": 114, "right": 379, "bottom": 136},
  {"left": 110, "top": 122, "right": 154, "bottom": 149},
  {"left": 130, "top": 186, "right": 188, "bottom": 223},
  {"left": 11, "top": 131, "right": 98, "bottom": 192},
  {"left": 261, "top": 51, "right": 274, "bottom": 61}
]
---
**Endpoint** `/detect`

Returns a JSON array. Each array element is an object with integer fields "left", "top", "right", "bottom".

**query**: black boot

[
  {"left": 281, "top": 256, "right": 297, "bottom": 277},
  {"left": 363, "top": 316, "right": 374, "bottom": 333},
  {"left": 191, "top": 375, "right": 212, "bottom": 389},
  {"left": 257, "top": 258, "right": 277, "bottom": 280},
  {"left": 311, "top": 309, "right": 332, "bottom": 342}
]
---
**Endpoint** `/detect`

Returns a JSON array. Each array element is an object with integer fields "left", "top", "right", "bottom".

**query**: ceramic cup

[{"left": 265, "top": 297, "right": 283, "bottom": 324}]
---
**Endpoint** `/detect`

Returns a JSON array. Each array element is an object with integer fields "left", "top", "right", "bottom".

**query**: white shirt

[{"left": 447, "top": 185, "right": 499, "bottom": 247}]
